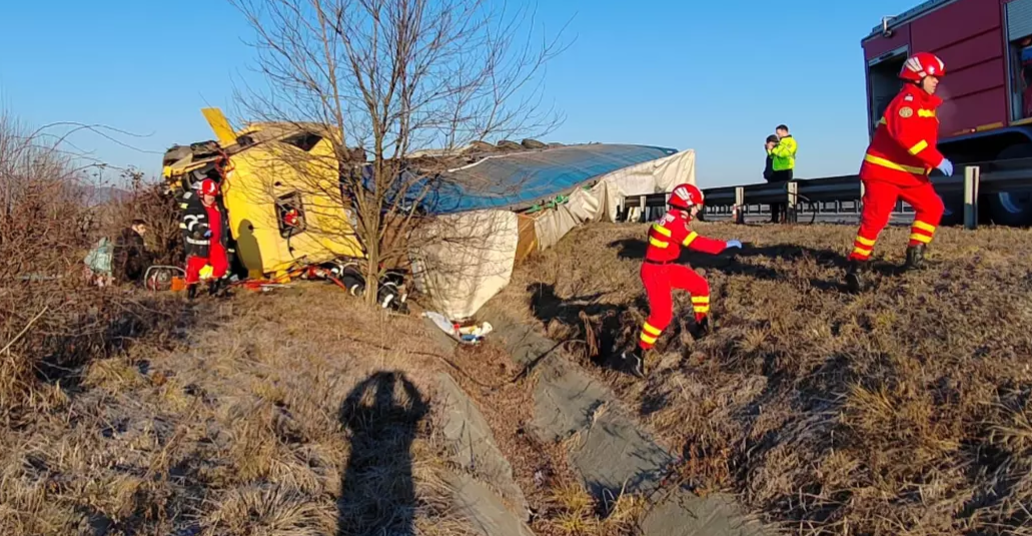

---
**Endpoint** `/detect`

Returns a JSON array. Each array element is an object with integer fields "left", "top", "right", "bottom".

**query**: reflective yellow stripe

[
  {"left": 864, "top": 154, "right": 926, "bottom": 175},
  {"left": 178, "top": 223, "right": 187, "bottom": 229},
  {"left": 693, "top": 305, "right": 710, "bottom": 314},
  {"left": 683, "top": 231, "right": 698, "bottom": 247},
  {"left": 855, "top": 235, "right": 876, "bottom": 247},
  {"left": 917, "top": 109, "right": 936, "bottom": 118},
  {"left": 691, "top": 296, "right": 710, "bottom": 304},
  {"left": 908, "top": 140, "right": 928, "bottom": 155},
  {"left": 853, "top": 246, "right": 872, "bottom": 257},
  {"left": 910, "top": 233, "right": 932, "bottom": 244},
  {"left": 180, "top": 203, "right": 189, "bottom": 209},
  {"left": 649, "top": 237, "right": 669, "bottom": 249},
  {"left": 652, "top": 224, "right": 672, "bottom": 237},
  {"left": 640, "top": 332, "right": 658, "bottom": 345},
  {"left": 642, "top": 322, "right": 662, "bottom": 336},
  {"left": 913, "top": 220, "right": 936, "bottom": 233}
]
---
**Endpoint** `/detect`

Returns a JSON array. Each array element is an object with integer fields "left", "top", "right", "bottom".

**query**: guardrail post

[
  {"left": 964, "top": 165, "right": 980, "bottom": 230},
  {"left": 638, "top": 195, "right": 646, "bottom": 223},
  {"left": 786, "top": 181, "right": 799, "bottom": 224},
  {"left": 734, "top": 187, "right": 745, "bottom": 224}
]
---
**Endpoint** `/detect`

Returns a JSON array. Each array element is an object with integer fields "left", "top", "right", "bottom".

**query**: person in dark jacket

[
  {"left": 113, "top": 219, "right": 150, "bottom": 284},
  {"left": 181, "top": 178, "right": 231, "bottom": 300},
  {"left": 763, "top": 134, "right": 778, "bottom": 182},
  {"left": 763, "top": 134, "right": 782, "bottom": 222}
]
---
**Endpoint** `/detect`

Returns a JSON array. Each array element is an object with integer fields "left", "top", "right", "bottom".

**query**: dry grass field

[
  {"left": 1, "top": 288, "right": 484, "bottom": 536},
  {"left": 1, "top": 280, "right": 644, "bottom": 536},
  {"left": 501, "top": 220, "right": 1032, "bottom": 536}
]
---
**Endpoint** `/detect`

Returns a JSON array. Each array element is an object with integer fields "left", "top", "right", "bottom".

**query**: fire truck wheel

[{"left": 988, "top": 143, "right": 1032, "bottom": 226}]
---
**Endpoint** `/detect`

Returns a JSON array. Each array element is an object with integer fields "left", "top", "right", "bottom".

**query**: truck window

[{"left": 275, "top": 192, "right": 307, "bottom": 239}]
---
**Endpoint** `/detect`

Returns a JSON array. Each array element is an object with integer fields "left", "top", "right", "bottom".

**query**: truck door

[{"left": 866, "top": 46, "right": 909, "bottom": 137}]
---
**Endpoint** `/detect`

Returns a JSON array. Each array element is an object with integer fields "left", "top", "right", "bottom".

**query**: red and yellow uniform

[
  {"left": 637, "top": 208, "right": 726, "bottom": 351},
  {"left": 849, "top": 53, "right": 948, "bottom": 264}
]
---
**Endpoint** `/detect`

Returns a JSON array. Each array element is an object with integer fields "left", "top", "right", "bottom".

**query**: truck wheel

[{"left": 988, "top": 143, "right": 1032, "bottom": 226}]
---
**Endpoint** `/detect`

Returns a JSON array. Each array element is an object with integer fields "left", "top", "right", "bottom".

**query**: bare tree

[{"left": 230, "top": 0, "right": 566, "bottom": 304}]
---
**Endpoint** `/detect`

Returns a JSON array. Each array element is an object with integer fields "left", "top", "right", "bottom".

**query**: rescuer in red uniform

[
  {"left": 182, "top": 178, "right": 231, "bottom": 300},
  {"left": 845, "top": 52, "right": 954, "bottom": 292},
  {"left": 621, "top": 184, "right": 742, "bottom": 378}
]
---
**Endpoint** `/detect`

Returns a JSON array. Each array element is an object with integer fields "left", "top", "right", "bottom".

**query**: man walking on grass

[{"left": 844, "top": 52, "right": 952, "bottom": 292}]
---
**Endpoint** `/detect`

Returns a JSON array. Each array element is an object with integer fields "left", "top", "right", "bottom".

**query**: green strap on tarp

[{"left": 525, "top": 194, "right": 571, "bottom": 214}]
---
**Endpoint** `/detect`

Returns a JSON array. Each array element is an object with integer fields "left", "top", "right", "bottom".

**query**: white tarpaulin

[
  {"left": 410, "top": 148, "right": 696, "bottom": 321},
  {"left": 534, "top": 149, "right": 696, "bottom": 251},
  {"left": 408, "top": 210, "right": 519, "bottom": 321},
  {"left": 595, "top": 149, "right": 696, "bottom": 222}
]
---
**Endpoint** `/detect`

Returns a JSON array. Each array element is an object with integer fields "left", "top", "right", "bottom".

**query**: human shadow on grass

[
  {"left": 338, "top": 371, "right": 428, "bottom": 536},
  {"left": 608, "top": 238, "right": 906, "bottom": 292}
]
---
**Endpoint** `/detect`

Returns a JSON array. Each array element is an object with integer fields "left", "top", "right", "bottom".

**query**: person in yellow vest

[{"left": 769, "top": 124, "right": 798, "bottom": 223}]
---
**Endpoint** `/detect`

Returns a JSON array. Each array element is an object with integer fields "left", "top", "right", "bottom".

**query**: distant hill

[{"left": 77, "top": 183, "right": 130, "bottom": 205}]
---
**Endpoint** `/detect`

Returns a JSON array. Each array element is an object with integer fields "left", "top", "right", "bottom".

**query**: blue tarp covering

[{"left": 422, "top": 144, "right": 678, "bottom": 214}]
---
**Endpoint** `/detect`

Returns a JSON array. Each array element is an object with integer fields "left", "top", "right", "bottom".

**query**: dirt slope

[{"left": 500, "top": 221, "right": 1032, "bottom": 535}]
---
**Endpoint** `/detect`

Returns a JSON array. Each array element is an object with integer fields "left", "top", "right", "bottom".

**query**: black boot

[
  {"left": 187, "top": 284, "right": 198, "bottom": 301},
  {"left": 845, "top": 260, "right": 865, "bottom": 293},
  {"left": 904, "top": 244, "right": 926, "bottom": 271},
  {"left": 620, "top": 346, "right": 647, "bottom": 379},
  {"left": 207, "top": 278, "right": 220, "bottom": 297},
  {"left": 691, "top": 315, "right": 715, "bottom": 339}
]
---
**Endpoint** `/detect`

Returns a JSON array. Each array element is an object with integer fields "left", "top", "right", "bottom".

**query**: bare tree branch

[{"left": 230, "top": 0, "right": 565, "bottom": 305}]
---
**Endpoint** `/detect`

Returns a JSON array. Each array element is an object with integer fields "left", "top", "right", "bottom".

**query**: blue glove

[
  {"left": 937, "top": 158, "right": 953, "bottom": 176},
  {"left": 725, "top": 240, "right": 742, "bottom": 250},
  {"left": 203, "top": 229, "right": 212, "bottom": 238}
]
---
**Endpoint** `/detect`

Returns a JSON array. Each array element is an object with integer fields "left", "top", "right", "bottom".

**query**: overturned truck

[{"left": 162, "top": 108, "right": 696, "bottom": 320}]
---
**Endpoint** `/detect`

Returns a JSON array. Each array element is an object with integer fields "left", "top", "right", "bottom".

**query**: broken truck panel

[{"left": 201, "top": 107, "right": 238, "bottom": 146}]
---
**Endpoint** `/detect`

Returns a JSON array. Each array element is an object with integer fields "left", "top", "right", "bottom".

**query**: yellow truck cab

[{"left": 162, "top": 108, "right": 366, "bottom": 280}]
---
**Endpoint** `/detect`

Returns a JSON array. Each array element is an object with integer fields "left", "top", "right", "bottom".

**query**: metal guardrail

[{"left": 619, "top": 158, "right": 1032, "bottom": 229}]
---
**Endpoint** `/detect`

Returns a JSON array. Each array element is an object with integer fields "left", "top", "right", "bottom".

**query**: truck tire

[{"left": 988, "top": 143, "right": 1032, "bottom": 226}]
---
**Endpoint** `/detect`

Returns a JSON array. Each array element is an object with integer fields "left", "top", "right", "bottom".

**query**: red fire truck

[{"left": 862, "top": 0, "right": 1032, "bottom": 225}]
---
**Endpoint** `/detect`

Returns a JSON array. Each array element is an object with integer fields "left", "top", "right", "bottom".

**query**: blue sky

[{"left": 0, "top": 0, "right": 917, "bottom": 187}]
